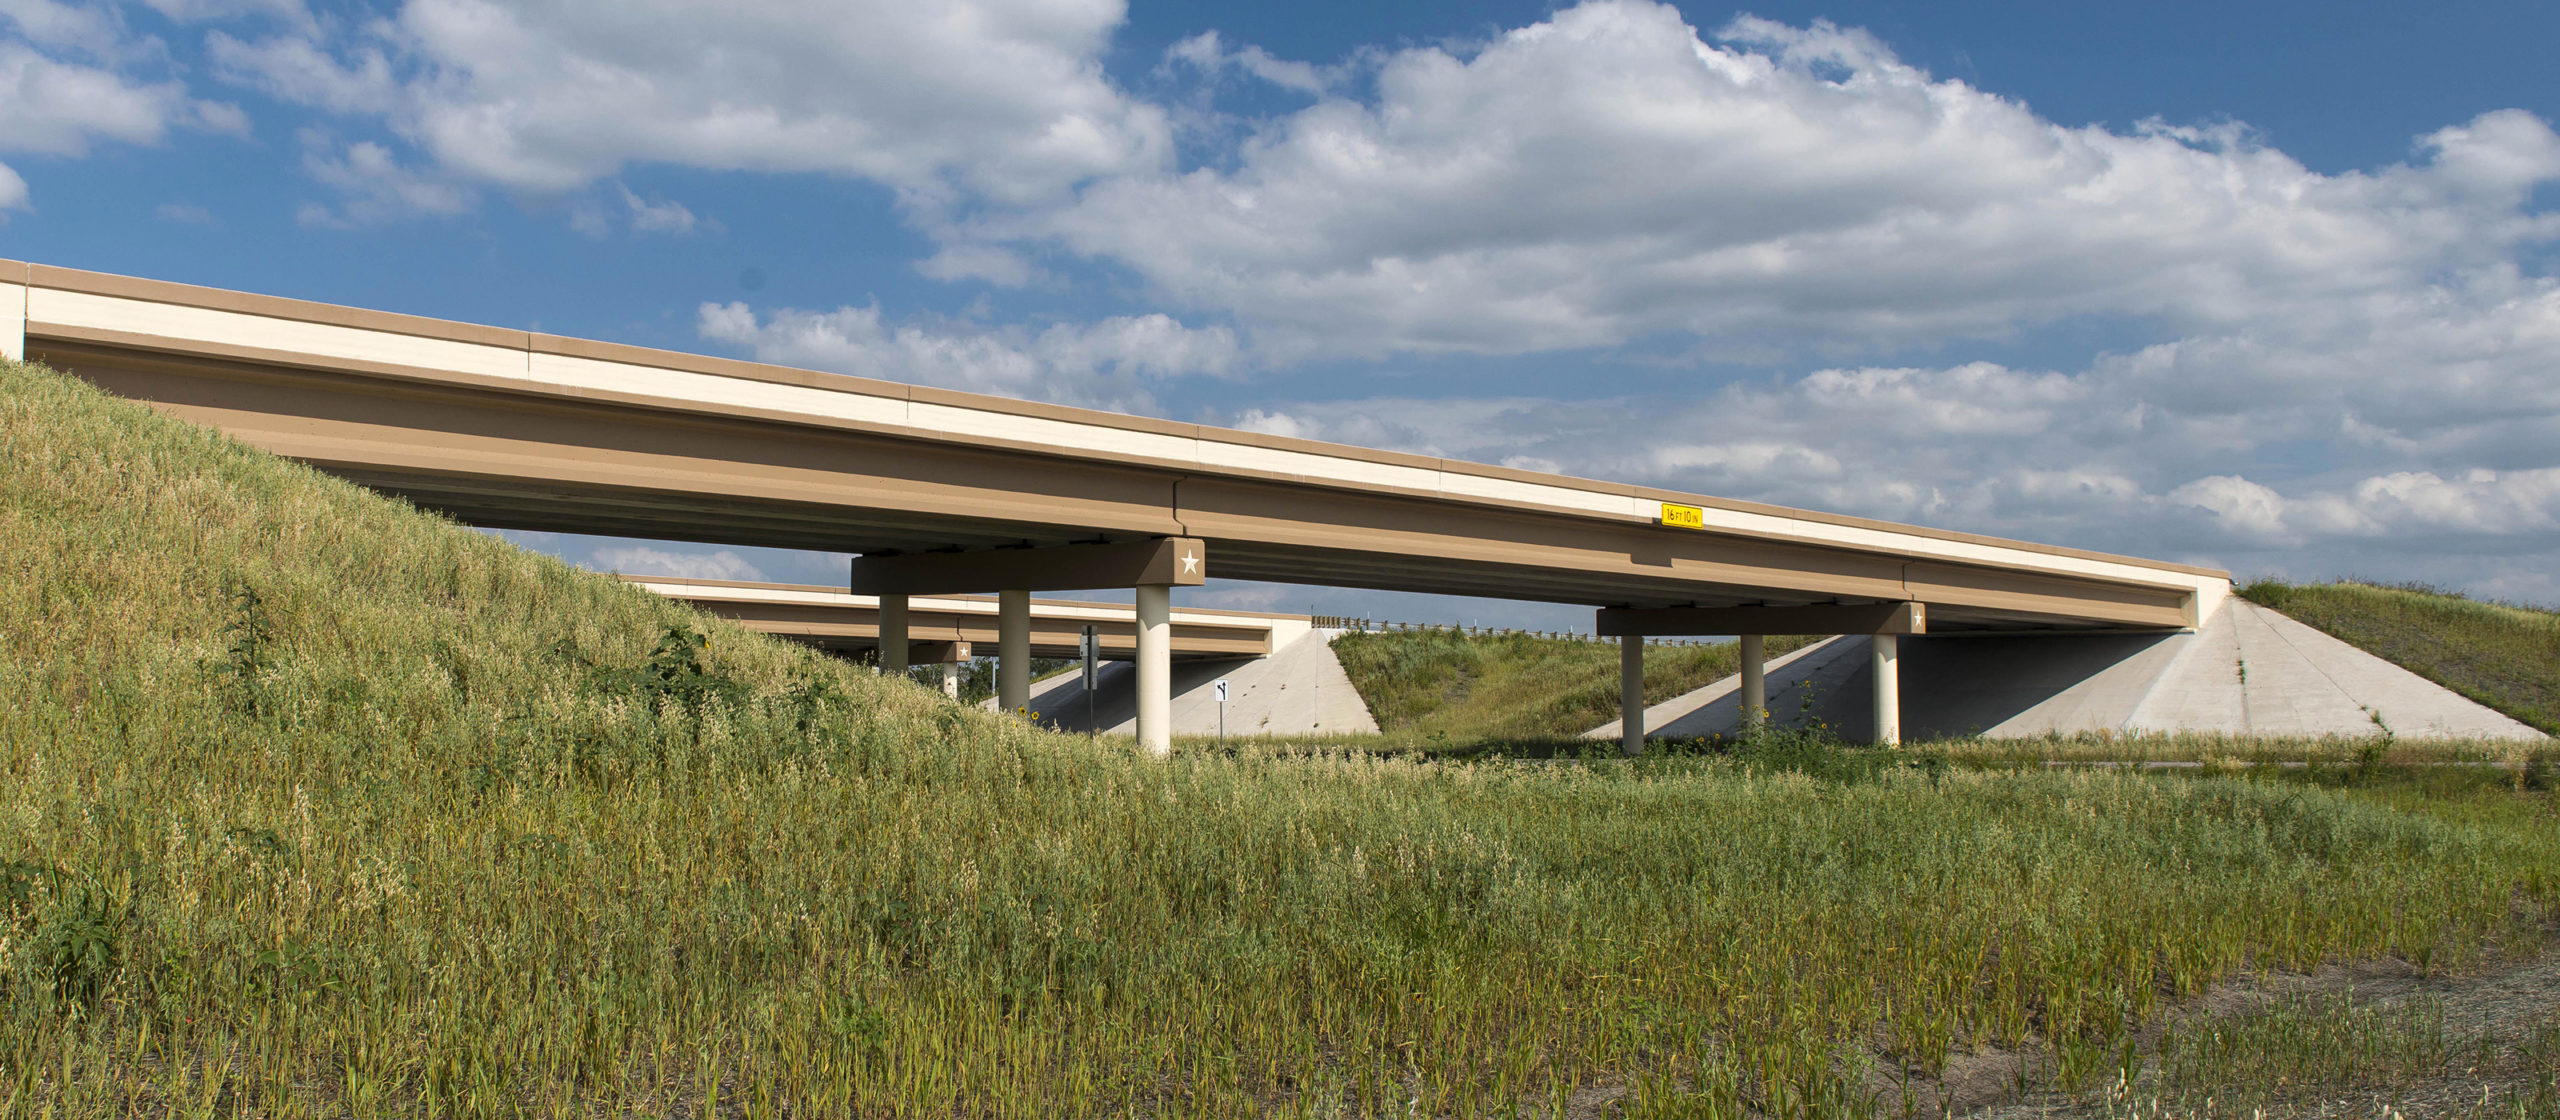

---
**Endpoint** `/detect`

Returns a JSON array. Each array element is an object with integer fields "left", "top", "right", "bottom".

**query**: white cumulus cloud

[
  {"left": 569, "top": 184, "right": 699, "bottom": 238},
  {"left": 294, "top": 131, "right": 472, "bottom": 225},
  {"left": 0, "top": 1, "right": 258, "bottom": 209},
  {"left": 0, "top": 42, "right": 193, "bottom": 154},
  {"left": 1162, "top": 29, "right": 1332, "bottom": 96},
  {"left": 1003, "top": 2, "right": 2560, "bottom": 361},
  {"left": 209, "top": 0, "right": 1171, "bottom": 216},
  {"left": 584, "top": 545, "right": 767, "bottom": 582}
]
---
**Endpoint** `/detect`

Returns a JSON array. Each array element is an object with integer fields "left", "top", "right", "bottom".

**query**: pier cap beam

[
  {"left": 1595, "top": 601, "right": 1925, "bottom": 638},
  {"left": 850, "top": 538, "right": 1206, "bottom": 597},
  {"left": 910, "top": 640, "right": 972, "bottom": 665}
]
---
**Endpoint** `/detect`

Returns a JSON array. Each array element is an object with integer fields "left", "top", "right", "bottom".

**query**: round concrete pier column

[
  {"left": 1620, "top": 635, "right": 1646, "bottom": 756},
  {"left": 1135, "top": 583, "right": 1173, "bottom": 758},
  {"left": 1872, "top": 634, "right": 1900, "bottom": 745},
  {"left": 878, "top": 594, "right": 910, "bottom": 674},
  {"left": 1739, "top": 634, "right": 1766, "bottom": 731},
  {"left": 997, "top": 589, "right": 1030, "bottom": 714}
]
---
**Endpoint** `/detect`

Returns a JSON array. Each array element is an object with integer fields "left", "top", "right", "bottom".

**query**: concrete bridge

[
  {"left": 4, "top": 260, "right": 2233, "bottom": 753},
  {"left": 628, "top": 573, "right": 1302, "bottom": 682},
  {"left": 630, "top": 576, "right": 1374, "bottom": 736}
]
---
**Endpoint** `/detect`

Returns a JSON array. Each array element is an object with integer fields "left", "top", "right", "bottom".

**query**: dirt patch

[
  {"left": 1950, "top": 938, "right": 2560, "bottom": 1119},
  {"left": 1339, "top": 944, "right": 2556, "bottom": 1117}
]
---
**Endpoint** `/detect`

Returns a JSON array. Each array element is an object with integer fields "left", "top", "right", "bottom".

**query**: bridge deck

[
  {"left": 630, "top": 576, "right": 1298, "bottom": 661},
  {"left": 5, "top": 260, "right": 2228, "bottom": 632}
]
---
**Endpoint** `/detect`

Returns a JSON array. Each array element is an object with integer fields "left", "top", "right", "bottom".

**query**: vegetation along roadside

[{"left": 3, "top": 356, "right": 2556, "bottom": 1116}]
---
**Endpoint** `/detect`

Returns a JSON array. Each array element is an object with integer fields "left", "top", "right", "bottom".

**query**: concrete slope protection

[
  {"left": 988, "top": 627, "right": 1379, "bottom": 737},
  {"left": 1593, "top": 599, "right": 2546, "bottom": 742},
  {"left": 1585, "top": 637, "right": 1845, "bottom": 742}
]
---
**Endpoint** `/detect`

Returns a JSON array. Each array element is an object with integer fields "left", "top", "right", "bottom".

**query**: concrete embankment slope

[
  {"left": 1590, "top": 599, "right": 2546, "bottom": 742},
  {"left": 988, "top": 626, "right": 1380, "bottom": 737}
]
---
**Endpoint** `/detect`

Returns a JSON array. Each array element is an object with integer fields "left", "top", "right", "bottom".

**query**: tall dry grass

[{"left": 3, "top": 359, "right": 2556, "bottom": 1117}]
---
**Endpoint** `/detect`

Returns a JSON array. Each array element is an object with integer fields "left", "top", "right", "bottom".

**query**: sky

[{"left": 4, "top": 0, "right": 2557, "bottom": 628}]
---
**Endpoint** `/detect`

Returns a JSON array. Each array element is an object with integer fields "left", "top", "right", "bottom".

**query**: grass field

[
  {"left": 1331, "top": 628, "right": 1819, "bottom": 738},
  {"left": 2241, "top": 579, "right": 2560, "bottom": 736},
  {"left": 5, "top": 356, "right": 2558, "bottom": 1118}
]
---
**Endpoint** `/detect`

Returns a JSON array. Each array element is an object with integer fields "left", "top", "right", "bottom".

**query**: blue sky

[{"left": 5, "top": 0, "right": 2557, "bottom": 627}]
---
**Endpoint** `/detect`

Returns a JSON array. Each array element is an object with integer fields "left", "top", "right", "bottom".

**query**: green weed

[
  {"left": 9, "top": 869, "right": 124, "bottom": 1013},
  {"left": 209, "top": 579, "right": 274, "bottom": 716}
]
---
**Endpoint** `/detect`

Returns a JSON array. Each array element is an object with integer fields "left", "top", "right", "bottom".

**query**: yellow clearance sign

[{"left": 1658, "top": 502, "right": 1705, "bottom": 529}]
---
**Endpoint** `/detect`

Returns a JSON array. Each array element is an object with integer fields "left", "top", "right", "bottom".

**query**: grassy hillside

[
  {"left": 1332, "top": 628, "right": 1820, "bottom": 738},
  {"left": 2243, "top": 579, "right": 2560, "bottom": 735},
  {"left": 5, "top": 357, "right": 2559, "bottom": 1117}
]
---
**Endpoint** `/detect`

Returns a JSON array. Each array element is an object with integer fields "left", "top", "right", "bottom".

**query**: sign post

[
  {"left": 1080, "top": 625, "right": 1099, "bottom": 739},
  {"left": 1213, "top": 678, "right": 1229, "bottom": 745}
]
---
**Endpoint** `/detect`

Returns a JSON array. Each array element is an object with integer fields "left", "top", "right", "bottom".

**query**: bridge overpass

[
  {"left": 3, "top": 260, "right": 2231, "bottom": 752},
  {"left": 627, "top": 573, "right": 1302, "bottom": 664},
  {"left": 627, "top": 576, "right": 1366, "bottom": 731}
]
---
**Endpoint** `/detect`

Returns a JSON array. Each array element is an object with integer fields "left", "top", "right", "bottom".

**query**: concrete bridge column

[
  {"left": 878, "top": 594, "right": 910, "bottom": 674},
  {"left": 1739, "top": 634, "right": 1766, "bottom": 731},
  {"left": 1597, "top": 602, "right": 1924, "bottom": 747},
  {"left": 1135, "top": 583, "right": 1172, "bottom": 757},
  {"left": 849, "top": 537, "right": 1202, "bottom": 756},
  {"left": 997, "top": 589, "right": 1030, "bottom": 713},
  {"left": 939, "top": 660, "right": 962, "bottom": 699},
  {"left": 1873, "top": 634, "right": 1901, "bottom": 745},
  {"left": 1620, "top": 635, "right": 1645, "bottom": 756}
]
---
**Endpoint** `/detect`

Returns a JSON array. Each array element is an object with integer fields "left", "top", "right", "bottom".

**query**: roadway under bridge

[{"left": 5, "top": 260, "right": 2235, "bottom": 752}]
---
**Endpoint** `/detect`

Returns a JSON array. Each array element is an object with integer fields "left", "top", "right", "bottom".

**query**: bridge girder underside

[{"left": 40, "top": 336, "right": 2189, "bottom": 633}]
